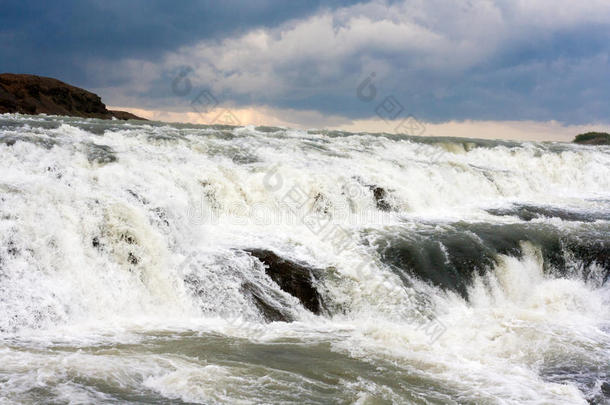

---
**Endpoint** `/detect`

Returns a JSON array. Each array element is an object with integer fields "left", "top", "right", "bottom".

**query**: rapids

[{"left": 0, "top": 113, "right": 608, "bottom": 404}]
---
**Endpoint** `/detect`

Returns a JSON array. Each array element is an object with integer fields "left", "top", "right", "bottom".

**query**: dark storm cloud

[
  {"left": 1, "top": 0, "right": 610, "bottom": 125},
  {"left": 0, "top": 0, "right": 364, "bottom": 85}
]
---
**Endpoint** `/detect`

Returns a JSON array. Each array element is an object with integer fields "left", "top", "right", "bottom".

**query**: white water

[{"left": 0, "top": 114, "right": 609, "bottom": 404}]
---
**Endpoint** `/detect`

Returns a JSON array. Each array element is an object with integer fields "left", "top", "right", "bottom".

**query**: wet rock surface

[
  {"left": 245, "top": 249, "right": 324, "bottom": 315},
  {"left": 240, "top": 282, "right": 293, "bottom": 322}
]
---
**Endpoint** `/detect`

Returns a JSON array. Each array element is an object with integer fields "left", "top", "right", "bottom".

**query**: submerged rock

[
  {"left": 486, "top": 203, "right": 607, "bottom": 223},
  {"left": 370, "top": 185, "right": 392, "bottom": 211},
  {"left": 377, "top": 221, "right": 610, "bottom": 299},
  {"left": 86, "top": 143, "right": 118, "bottom": 165},
  {"left": 245, "top": 249, "right": 324, "bottom": 315},
  {"left": 602, "top": 382, "right": 610, "bottom": 397},
  {"left": 240, "top": 282, "right": 293, "bottom": 322}
]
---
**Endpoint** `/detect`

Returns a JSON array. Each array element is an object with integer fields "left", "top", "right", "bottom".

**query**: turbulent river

[{"left": 0, "top": 113, "right": 609, "bottom": 404}]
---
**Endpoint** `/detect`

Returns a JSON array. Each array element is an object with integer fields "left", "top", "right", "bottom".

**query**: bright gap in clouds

[
  {"left": 109, "top": 105, "right": 607, "bottom": 142},
  {"left": 95, "top": 0, "right": 610, "bottom": 140}
]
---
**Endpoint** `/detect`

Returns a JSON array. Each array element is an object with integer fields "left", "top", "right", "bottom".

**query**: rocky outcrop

[
  {"left": 0, "top": 73, "right": 145, "bottom": 120},
  {"left": 573, "top": 132, "right": 610, "bottom": 145},
  {"left": 245, "top": 249, "right": 325, "bottom": 315}
]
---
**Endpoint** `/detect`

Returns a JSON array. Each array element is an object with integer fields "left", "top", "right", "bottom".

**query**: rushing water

[{"left": 0, "top": 113, "right": 609, "bottom": 404}]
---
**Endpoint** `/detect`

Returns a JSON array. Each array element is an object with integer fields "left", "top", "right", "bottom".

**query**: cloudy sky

[{"left": 2, "top": 0, "right": 609, "bottom": 140}]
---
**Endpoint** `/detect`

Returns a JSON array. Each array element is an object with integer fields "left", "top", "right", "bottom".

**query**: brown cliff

[{"left": 0, "top": 73, "right": 145, "bottom": 120}]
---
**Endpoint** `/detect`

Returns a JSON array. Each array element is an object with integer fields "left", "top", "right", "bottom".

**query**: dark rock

[
  {"left": 573, "top": 132, "right": 610, "bottom": 145},
  {"left": 370, "top": 186, "right": 392, "bottom": 211},
  {"left": 245, "top": 249, "right": 324, "bottom": 314},
  {"left": 602, "top": 381, "right": 610, "bottom": 397},
  {"left": 0, "top": 137, "right": 17, "bottom": 146},
  {"left": 119, "top": 233, "right": 137, "bottom": 245},
  {"left": 6, "top": 240, "right": 18, "bottom": 257},
  {"left": 126, "top": 189, "right": 149, "bottom": 204},
  {"left": 127, "top": 252, "right": 139, "bottom": 265},
  {"left": 0, "top": 73, "right": 146, "bottom": 120}
]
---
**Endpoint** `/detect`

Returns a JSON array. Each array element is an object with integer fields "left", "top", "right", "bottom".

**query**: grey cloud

[{"left": 32, "top": 0, "right": 610, "bottom": 125}]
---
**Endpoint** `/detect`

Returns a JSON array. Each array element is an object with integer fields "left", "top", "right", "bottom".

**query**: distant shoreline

[
  {"left": 2, "top": 73, "right": 609, "bottom": 145},
  {"left": 0, "top": 73, "right": 146, "bottom": 121}
]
